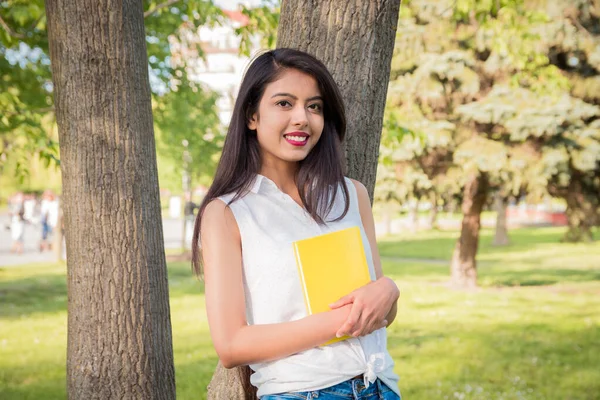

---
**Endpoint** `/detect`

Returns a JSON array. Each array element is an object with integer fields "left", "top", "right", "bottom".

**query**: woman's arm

[
  {"left": 201, "top": 199, "right": 364, "bottom": 369},
  {"left": 330, "top": 179, "right": 400, "bottom": 338}
]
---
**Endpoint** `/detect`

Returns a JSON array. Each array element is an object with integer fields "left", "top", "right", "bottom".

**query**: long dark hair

[{"left": 191, "top": 48, "right": 349, "bottom": 397}]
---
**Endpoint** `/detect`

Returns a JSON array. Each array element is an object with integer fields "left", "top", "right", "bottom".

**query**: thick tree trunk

[
  {"left": 46, "top": 1, "right": 175, "bottom": 399},
  {"left": 208, "top": 1, "right": 402, "bottom": 398},
  {"left": 277, "top": 0, "right": 402, "bottom": 198},
  {"left": 563, "top": 176, "right": 595, "bottom": 242},
  {"left": 207, "top": 362, "right": 247, "bottom": 400},
  {"left": 450, "top": 173, "right": 489, "bottom": 288},
  {"left": 493, "top": 193, "right": 510, "bottom": 246}
]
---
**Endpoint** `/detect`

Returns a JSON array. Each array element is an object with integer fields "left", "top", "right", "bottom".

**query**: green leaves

[
  {"left": 0, "top": 0, "right": 47, "bottom": 48},
  {"left": 153, "top": 75, "right": 222, "bottom": 183},
  {"left": 380, "top": 0, "right": 600, "bottom": 240},
  {"left": 235, "top": 2, "right": 279, "bottom": 56}
]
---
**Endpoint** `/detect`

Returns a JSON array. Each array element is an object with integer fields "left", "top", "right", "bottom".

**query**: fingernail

[{"left": 336, "top": 333, "right": 342, "bottom": 338}]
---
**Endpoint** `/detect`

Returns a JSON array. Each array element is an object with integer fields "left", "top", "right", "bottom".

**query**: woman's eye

[
  {"left": 276, "top": 100, "right": 292, "bottom": 107},
  {"left": 308, "top": 103, "right": 322, "bottom": 111}
]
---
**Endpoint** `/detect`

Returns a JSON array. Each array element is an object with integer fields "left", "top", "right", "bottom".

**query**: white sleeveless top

[{"left": 218, "top": 175, "right": 400, "bottom": 398}]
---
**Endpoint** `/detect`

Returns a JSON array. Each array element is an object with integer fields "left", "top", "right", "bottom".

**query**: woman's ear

[{"left": 247, "top": 114, "right": 258, "bottom": 130}]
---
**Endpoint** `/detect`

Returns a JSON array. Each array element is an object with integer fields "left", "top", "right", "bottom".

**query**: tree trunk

[
  {"left": 45, "top": 1, "right": 176, "bottom": 399},
  {"left": 207, "top": 362, "right": 247, "bottom": 400},
  {"left": 382, "top": 205, "right": 392, "bottom": 236},
  {"left": 450, "top": 173, "right": 489, "bottom": 288},
  {"left": 563, "top": 176, "right": 595, "bottom": 242},
  {"left": 277, "top": 0, "right": 402, "bottom": 199},
  {"left": 428, "top": 191, "right": 438, "bottom": 230},
  {"left": 493, "top": 192, "right": 510, "bottom": 246},
  {"left": 409, "top": 197, "right": 420, "bottom": 232},
  {"left": 208, "top": 1, "right": 402, "bottom": 398}
]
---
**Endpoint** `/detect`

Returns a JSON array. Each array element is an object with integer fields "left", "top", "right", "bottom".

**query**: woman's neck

[{"left": 259, "top": 164, "right": 299, "bottom": 195}]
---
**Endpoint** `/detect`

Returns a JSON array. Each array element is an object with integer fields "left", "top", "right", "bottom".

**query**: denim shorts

[{"left": 261, "top": 377, "right": 401, "bottom": 399}]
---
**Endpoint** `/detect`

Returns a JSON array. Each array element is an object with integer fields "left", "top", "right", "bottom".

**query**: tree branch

[
  {"left": 0, "top": 14, "right": 27, "bottom": 39},
  {"left": 29, "top": 15, "right": 44, "bottom": 31},
  {"left": 144, "top": 0, "right": 180, "bottom": 18},
  {"left": 2, "top": 106, "right": 55, "bottom": 117}
]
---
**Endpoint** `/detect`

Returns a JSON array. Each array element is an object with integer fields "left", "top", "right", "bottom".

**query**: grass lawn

[{"left": 1, "top": 226, "right": 599, "bottom": 399}]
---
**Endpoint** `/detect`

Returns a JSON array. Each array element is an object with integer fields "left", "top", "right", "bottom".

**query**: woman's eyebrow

[
  {"left": 271, "top": 93, "right": 323, "bottom": 102},
  {"left": 271, "top": 92, "right": 297, "bottom": 99}
]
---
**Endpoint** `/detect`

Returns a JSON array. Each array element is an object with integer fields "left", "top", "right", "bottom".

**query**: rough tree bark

[
  {"left": 45, "top": 1, "right": 175, "bottom": 398},
  {"left": 450, "top": 173, "right": 489, "bottom": 288},
  {"left": 207, "top": 1, "right": 402, "bottom": 398},
  {"left": 493, "top": 192, "right": 510, "bottom": 246},
  {"left": 277, "top": 0, "right": 402, "bottom": 199}
]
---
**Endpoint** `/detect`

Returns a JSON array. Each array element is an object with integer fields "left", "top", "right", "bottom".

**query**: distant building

[{"left": 169, "top": 9, "right": 260, "bottom": 126}]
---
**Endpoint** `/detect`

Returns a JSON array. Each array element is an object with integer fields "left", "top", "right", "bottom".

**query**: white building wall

[{"left": 183, "top": 12, "right": 261, "bottom": 126}]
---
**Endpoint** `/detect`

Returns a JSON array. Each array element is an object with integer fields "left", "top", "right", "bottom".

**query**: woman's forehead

[{"left": 264, "top": 69, "right": 321, "bottom": 97}]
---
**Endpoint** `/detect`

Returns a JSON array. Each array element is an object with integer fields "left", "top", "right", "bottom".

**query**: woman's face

[{"left": 248, "top": 68, "right": 324, "bottom": 168}]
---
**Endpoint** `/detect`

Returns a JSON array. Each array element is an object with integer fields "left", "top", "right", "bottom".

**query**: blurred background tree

[
  {"left": 381, "top": 0, "right": 600, "bottom": 287},
  {"left": 0, "top": 0, "right": 226, "bottom": 194}
]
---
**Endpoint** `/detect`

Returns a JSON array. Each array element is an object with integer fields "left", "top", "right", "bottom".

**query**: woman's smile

[{"left": 284, "top": 131, "right": 310, "bottom": 146}]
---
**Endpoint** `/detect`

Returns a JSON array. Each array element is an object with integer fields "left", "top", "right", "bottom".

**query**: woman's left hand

[{"left": 329, "top": 277, "right": 399, "bottom": 338}]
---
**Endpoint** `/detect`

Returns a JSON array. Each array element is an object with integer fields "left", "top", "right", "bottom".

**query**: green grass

[{"left": 1, "top": 227, "right": 599, "bottom": 399}]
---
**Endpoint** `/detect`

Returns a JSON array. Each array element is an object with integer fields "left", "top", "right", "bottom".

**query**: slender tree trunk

[
  {"left": 450, "top": 173, "right": 489, "bottom": 288},
  {"left": 277, "top": 0, "right": 402, "bottom": 198},
  {"left": 409, "top": 197, "right": 420, "bottom": 232},
  {"left": 383, "top": 205, "right": 392, "bottom": 236},
  {"left": 493, "top": 192, "right": 510, "bottom": 246},
  {"left": 208, "top": 1, "right": 402, "bottom": 398},
  {"left": 429, "top": 191, "right": 439, "bottom": 230},
  {"left": 45, "top": 1, "right": 175, "bottom": 398}
]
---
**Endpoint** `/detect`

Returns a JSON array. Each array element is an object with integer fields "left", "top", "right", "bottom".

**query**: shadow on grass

[
  {"left": 380, "top": 227, "right": 600, "bottom": 288},
  {"left": 0, "top": 262, "right": 203, "bottom": 318},
  {"left": 0, "top": 355, "right": 220, "bottom": 400},
  {"left": 0, "top": 273, "right": 67, "bottom": 318},
  {"left": 0, "top": 381, "right": 65, "bottom": 400},
  {"left": 383, "top": 260, "right": 600, "bottom": 288},
  {"left": 480, "top": 268, "right": 600, "bottom": 287}
]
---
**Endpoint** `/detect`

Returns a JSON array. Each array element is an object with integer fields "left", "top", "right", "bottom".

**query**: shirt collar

[{"left": 250, "top": 174, "right": 264, "bottom": 194}]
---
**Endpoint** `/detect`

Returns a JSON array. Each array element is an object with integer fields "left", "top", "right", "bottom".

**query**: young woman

[{"left": 192, "top": 48, "right": 401, "bottom": 400}]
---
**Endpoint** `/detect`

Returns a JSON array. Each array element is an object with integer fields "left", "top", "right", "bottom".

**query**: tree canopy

[
  {"left": 1, "top": 0, "right": 236, "bottom": 190},
  {"left": 380, "top": 0, "right": 600, "bottom": 247}
]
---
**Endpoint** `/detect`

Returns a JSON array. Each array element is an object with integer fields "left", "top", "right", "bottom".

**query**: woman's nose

[{"left": 291, "top": 106, "right": 309, "bottom": 127}]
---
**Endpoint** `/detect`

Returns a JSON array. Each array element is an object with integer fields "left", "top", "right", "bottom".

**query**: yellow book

[{"left": 292, "top": 226, "right": 372, "bottom": 345}]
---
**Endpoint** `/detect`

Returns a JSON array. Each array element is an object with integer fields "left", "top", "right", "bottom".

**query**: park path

[
  {"left": 0, "top": 212, "right": 467, "bottom": 267},
  {"left": 0, "top": 215, "right": 185, "bottom": 267}
]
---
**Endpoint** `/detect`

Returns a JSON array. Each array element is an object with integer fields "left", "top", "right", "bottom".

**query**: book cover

[{"left": 292, "top": 226, "right": 372, "bottom": 345}]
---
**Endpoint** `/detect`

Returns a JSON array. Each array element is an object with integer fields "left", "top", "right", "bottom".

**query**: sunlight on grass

[
  {"left": 1, "top": 227, "right": 599, "bottom": 399},
  {"left": 389, "top": 281, "right": 600, "bottom": 399}
]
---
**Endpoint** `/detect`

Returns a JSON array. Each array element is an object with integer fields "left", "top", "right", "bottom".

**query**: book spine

[{"left": 292, "top": 243, "right": 312, "bottom": 315}]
